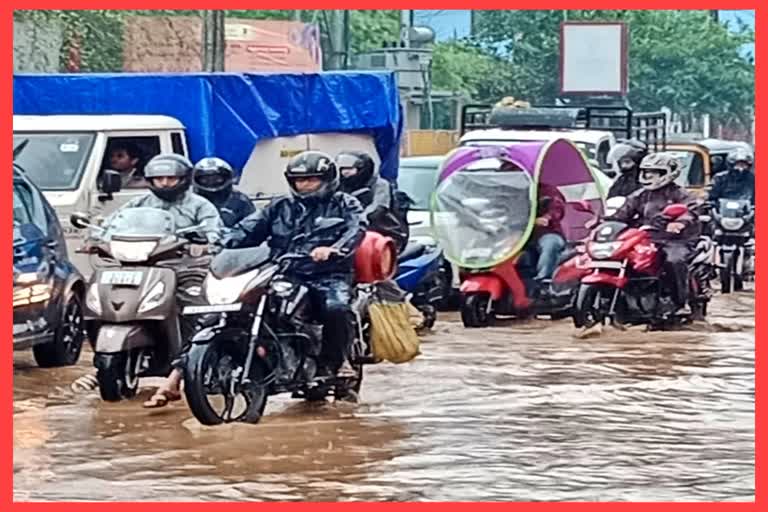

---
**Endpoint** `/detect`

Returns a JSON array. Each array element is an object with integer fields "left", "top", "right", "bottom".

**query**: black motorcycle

[
  {"left": 711, "top": 199, "right": 754, "bottom": 293},
  {"left": 181, "top": 245, "right": 375, "bottom": 425}
]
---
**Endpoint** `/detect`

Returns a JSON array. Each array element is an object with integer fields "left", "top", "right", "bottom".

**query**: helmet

[
  {"left": 284, "top": 151, "right": 339, "bottom": 200},
  {"left": 144, "top": 154, "right": 193, "bottom": 202},
  {"left": 726, "top": 147, "right": 754, "bottom": 172},
  {"left": 336, "top": 150, "right": 377, "bottom": 193},
  {"left": 638, "top": 152, "right": 681, "bottom": 191},
  {"left": 607, "top": 139, "right": 648, "bottom": 174},
  {"left": 193, "top": 157, "right": 235, "bottom": 204}
]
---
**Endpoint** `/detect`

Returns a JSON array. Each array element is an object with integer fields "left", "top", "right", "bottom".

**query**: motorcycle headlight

[
  {"left": 205, "top": 267, "right": 272, "bottom": 305},
  {"left": 109, "top": 240, "right": 158, "bottom": 263},
  {"left": 270, "top": 279, "right": 295, "bottom": 297},
  {"left": 720, "top": 217, "right": 745, "bottom": 231},
  {"left": 86, "top": 283, "right": 102, "bottom": 314},
  {"left": 138, "top": 281, "right": 166, "bottom": 314},
  {"left": 587, "top": 241, "right": 623, "bottom": 260}
]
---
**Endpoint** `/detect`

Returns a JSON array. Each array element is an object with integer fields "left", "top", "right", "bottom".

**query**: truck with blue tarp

[{"left": 12, "top": 71, "right": 404, "bottom": 269}]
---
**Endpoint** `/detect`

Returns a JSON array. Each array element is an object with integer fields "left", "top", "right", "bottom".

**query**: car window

[
  {"left": 13, "top": 179, "right": 48, "bottom": 231},
  {"left": 171, "top": 132, "right": 186, "bottom": 155}
]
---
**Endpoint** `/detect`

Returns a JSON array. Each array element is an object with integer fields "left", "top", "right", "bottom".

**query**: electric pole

[
  {"left": 202, "top": 10, "right": 226, "bottom": 72},
  {"left": 327, "top": 10, "right": 346, "bottom": 70}
]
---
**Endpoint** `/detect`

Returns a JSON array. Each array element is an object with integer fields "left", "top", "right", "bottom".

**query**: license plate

[
  {"left": 183, "top": 304, "right": 243, "bottom": 315},
  {"left": 100, "top": 271, "right": 143, "bottom": 286},
  {"left": 588, "top": 261, "right": 624, "bottom": 270}
]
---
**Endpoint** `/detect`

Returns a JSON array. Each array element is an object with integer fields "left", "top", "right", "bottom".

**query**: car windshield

[
  {"left": 13, "top": 133, "right": 95, "bottom": 191},
  {"left": 398, "top": 165, "right": 439, "bottom": 211},
  {"left": 102, "top": 207, "right": 177, "bottom": 240}
]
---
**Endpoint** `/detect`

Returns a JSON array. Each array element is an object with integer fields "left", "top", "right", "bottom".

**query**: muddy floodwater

[{"left": 14, "top": 291, "right": 754, "bottom": 501}]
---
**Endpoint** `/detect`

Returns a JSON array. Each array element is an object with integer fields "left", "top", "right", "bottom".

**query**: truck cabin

[{"left": 11, "top": 115, "right": 188, "bottom": 195}]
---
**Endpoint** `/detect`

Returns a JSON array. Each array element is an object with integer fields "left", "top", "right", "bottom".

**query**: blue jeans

[{"left": 520, "top": 233, "right": 566, "bottom": 282}]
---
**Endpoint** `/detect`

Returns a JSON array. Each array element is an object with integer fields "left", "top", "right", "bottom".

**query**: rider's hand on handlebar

[
  {"left": 666, "top": 222, "right": 686, "bottom": 234},
  {"left": 535, "top": 216, "right": 550, "bottom": 227},
  {"left": 310, "top": 246, "right": 339, "bottom": 262}
]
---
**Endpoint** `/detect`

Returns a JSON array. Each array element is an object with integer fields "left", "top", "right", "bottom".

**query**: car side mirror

[
  {"left": 70, "top": 212, "right": 92, "bottom": 230},
  {"left": 100, "top": 170, "right": 122, "bottom": 197}
]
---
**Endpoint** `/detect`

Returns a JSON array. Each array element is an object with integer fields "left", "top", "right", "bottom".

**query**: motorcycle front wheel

[
  {"left": 183, "top": 340, "right": 268, "bottom": 425},
  {"left": 574, "top": 284, "right": 608, "bottom": 329}
]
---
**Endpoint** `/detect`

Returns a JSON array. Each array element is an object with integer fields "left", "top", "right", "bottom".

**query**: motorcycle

[
  {"left": 70, "top": 208, "right": 210, "bottom": 401},
  {"left": 394, "top": 241, "right": 447, "bottom": 330},
  {"left": 180, "top": 227, "right": 395, "bottom": 426},
  {"left": 710, "top": 198, "right": 754, "bottom": 293},
  {"left": 568, "top": 203, "right": 714, "bottom": 330},
  {"left": 429, "top": 141, "right": 606, "bottom": 328}
]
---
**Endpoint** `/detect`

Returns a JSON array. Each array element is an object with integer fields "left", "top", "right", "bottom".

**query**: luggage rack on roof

[{"left": 460, "top": 103, "right": 668, "bottom": 151}]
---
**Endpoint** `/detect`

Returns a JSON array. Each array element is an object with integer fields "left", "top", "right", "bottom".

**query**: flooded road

[{"left": 14, "top": 291, "right": 754, "bottom": 501}]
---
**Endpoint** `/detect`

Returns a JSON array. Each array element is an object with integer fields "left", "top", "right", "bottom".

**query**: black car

[{"left": 13, "top": 163, "right": 86, "bottom": 367}]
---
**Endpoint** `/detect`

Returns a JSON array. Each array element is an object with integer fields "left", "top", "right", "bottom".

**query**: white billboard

[{"left": 560, "top": 22, "right": 628, "bottom": 96}]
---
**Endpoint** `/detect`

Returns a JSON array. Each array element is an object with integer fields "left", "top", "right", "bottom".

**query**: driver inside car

[{"left": 218, "top": 150, "right": 367, "bottom": 381}]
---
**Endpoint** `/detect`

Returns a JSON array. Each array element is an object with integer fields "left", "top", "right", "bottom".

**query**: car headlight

[
  {"left": 15, "top": 260, "right": 51, "bottom": 285},
  {"left": 109, "top": 240, "right": 158, "bottom": 263},
  {"left": 720, "top": 217, "right": 745, "bottom": 231},
  {"left": 138, "top": 281, "right": 166, "bottom": 314},
  {"left": 86, "top": 283, "right": 102, "bottom": 314},
  {"left": 205, "top": 267, "right": 272, "bottom": 305},
  {"left": 588, "top": 241, "right": 623, "bottom": 260}
]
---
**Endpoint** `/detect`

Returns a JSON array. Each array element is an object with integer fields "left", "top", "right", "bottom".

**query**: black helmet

[
  {"left": 284, "top": 151, "right": 339, "bottom": 200},
  {"left": 193, "top": 157, "right": 235, "bottom": 204},
  {"left": 144, "top": 154, "right": 193, "bottom": 203},
  {"left": 607, "top": 139, "right": 649, "bottom": 173},
  {"left": 726, "top": 147, "right": 754, "bottom": 171},
  {"left": 336, "top": 150, "right": 377, "bottom": 193}
]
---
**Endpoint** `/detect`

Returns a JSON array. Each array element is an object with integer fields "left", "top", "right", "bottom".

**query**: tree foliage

[{"left": 467, "top": 10, "right": 754, "bottom": 121}]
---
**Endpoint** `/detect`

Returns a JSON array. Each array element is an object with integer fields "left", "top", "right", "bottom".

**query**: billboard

[{"left": 560, "top": 21, "right": 628, "bottom": 96}]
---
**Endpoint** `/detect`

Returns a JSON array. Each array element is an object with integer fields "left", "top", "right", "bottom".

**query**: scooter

[
  {"left": 71, "top": 208, "right": 210, "bottom": 401},
  {"left": 458, "top": 201, "right": 598, "bottom": 328}
]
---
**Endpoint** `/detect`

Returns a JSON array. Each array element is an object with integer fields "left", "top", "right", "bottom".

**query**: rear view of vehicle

[
  {"left": 13, "top": 160, "right": 86, "bottom": 367},
  {"left": 395, "top": 241, "right": 448, "bottom": 329},
  {"left": 712, "top": 199, "right": 754, "bottom": 293},
  {"left": 73, "top": 207, "right": 209, "bottom": 401}
]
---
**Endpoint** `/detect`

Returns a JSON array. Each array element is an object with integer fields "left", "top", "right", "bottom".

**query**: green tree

[{"left": 470, "top": 10, "right": 754, "bottom": 122}]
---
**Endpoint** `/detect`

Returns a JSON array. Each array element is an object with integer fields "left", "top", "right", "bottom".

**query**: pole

[
  {"left": 342, "top": 10, "right": 350, "bottom": 70},
  {"left": 327, "top": 10, "right": 345, "bottom": 70},
  {"left": 214, "top": 10, "right": 225, "bottom": 71},
  {"left": 202, "top": 10, "right": 213, "bottom": 71}
]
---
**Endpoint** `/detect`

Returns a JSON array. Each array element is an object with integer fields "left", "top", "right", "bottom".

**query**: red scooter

[
  {"left": 459, "top": 202, "right": 598, "bottom": 328},
  {"left": 566, "top": 203, "right": 712, "bottom": 330}
]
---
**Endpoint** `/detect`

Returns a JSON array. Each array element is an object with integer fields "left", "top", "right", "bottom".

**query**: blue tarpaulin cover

[{"left": 13, "top": 72, "right": 403, "bottom": 180}]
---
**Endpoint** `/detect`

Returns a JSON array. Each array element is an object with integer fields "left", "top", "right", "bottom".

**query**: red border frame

[
  {"left": 559, "top": 21, "right": 629, "bottom": 96},
  {"left": 5, "top": 1, "right": 761, "bottom": 510}
]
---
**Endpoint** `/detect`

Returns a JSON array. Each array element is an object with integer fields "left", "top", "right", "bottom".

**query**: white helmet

[{"left": 638, "top": 152, "right": 681, "bottom": 191}]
